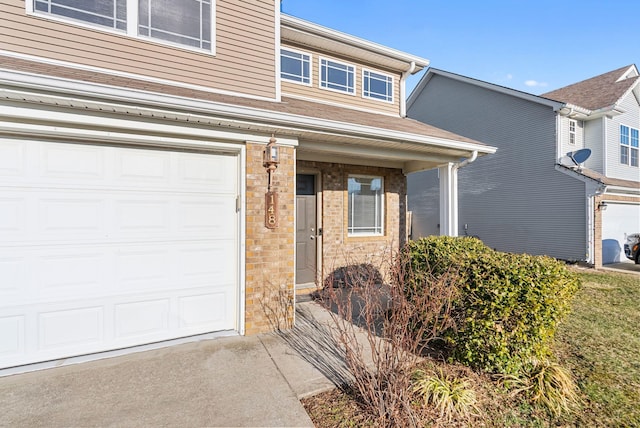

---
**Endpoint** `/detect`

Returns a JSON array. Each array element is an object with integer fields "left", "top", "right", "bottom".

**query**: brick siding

[{"left": 298, "top": 160, "right": 407, "bottom": 284}]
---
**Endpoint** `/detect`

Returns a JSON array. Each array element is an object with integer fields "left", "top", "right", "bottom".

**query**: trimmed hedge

[{"left": 402, "top": 236, "right": 580, "bottom": 375}]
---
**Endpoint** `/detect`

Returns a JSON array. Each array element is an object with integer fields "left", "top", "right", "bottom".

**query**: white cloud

[
  {"left": 506, "top": 73, "right": 513, "bottom": 80},
  {"left": 524, "top": 80, "right": 548, "bottom": 88}
]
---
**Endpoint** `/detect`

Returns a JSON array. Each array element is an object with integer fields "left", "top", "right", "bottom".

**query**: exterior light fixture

[
  {"left": 598, "top": 201, "right": 608, "bottom": 211},
  {"left": 263, "top": 135, "right": 279, "bottom": 229}
]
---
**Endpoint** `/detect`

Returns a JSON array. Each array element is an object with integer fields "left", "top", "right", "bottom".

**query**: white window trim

[
  {"left": 569, "top": 119, "right": 576, "bottom": 145},
  {"left": 620, "top": 124, "right": 639, "bottom": 167},
  {"left": 347, "top": 174, "right": 384, "bottom": 237},
  {"left": 319, "top": 57, "right": 356, "bottom": 96},
  {"left": 280, "top": 47, "right": 312, "bottom": 86},
  {"left": 27, "top": 0, "right": 216, "bottom": 55},
  {"left": 361, "top": 68, "right": 394, "bottom": 103}
]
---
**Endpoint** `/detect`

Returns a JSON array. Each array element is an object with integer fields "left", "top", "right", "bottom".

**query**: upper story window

[
  {"left": 320, "top": 58, "right": 355, "bottom": 95},
  {"left": 620, "top": 125, "right": 639, "bottom": 167},
  {"left": 569, "top": 120, "right": 576, "bottom": 145},
  {"left": 362, "top": 69, "right": 393, "bottom": 102},
  {"left": 32, "top": 0, "right": 213, "bottom": 52},
  {"left": 281, "top": 49, "right": 311, "bottom": 85},
  {"left": 348, "top": 175, "right": 384, "bottom": 236}
]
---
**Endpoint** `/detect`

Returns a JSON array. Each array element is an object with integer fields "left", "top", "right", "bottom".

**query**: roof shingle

[{"left": 542, "top": 65, "right": 639, "bottom": 111}]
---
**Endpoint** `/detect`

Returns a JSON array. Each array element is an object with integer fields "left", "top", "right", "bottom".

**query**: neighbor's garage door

[
  {"left": 601, "top": 202, "right": 640, "bottom": 264},
  {"left": 0, "top": 139, "right": 239, "bottom": 369}
]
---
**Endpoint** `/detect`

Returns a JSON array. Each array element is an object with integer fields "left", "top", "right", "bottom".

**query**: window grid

[
  {"left": 34, "top": 0, "right": 126, "bottom": 30},
  {"left": 363, "top": 69, "right": 393, "bottom": 102},
  {"left": 280, "top": 49, "right": 311, "bottom": 85},
  {"left": 569, "top": 120, "right": 576, "bottom": 145},
  {"left": 33, "top": 0, "right": 212, "bottom": 52},
  {"left": 620, "top": 125, "right": 639, "bottom": 167},
  {"left": 320, "top": 58, "right": 355, "bottom": 95},
  {"left": 347, "top": 175, "right": 384, "bottom": 236}
]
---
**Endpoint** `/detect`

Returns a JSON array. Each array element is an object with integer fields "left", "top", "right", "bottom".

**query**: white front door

[{"left": 0, "top": 139, "right": 240, "bottom": 369}]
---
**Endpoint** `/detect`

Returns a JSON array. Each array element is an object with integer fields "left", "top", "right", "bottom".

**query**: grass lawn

[{"left": 302, "top": 268, "right": 640, "bottom": 427}]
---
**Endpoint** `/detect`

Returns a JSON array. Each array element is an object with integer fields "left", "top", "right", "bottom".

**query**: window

[
  {"left": 348, "top": 175, "right": 383, "bottom": 236},
  {"left": 320, "top": 58, "right": 355, "bottom": 94},
  {"left": 363, "top": 69, "right": 393, "bottom": 102},
  {"left": 620, "top": 125, "right": 639, "bottom": 167},
  {"left": 281, "top": 49, "right": 311, "bottom": 85},
  {"left": 33, "top": 0, "right": 213, "bottom": 51},
  {"left": 569, "top": 120, "right": 576, "bottom": 145}
]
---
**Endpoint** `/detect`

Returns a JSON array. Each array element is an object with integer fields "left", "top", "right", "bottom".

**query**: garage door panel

[
  {"left": 602, "top": 203, "right": 640, "bottom": 264},
  {"left": 0, "top": 141, "right": 26, "bottom": 176},
  {"left": 40, "top": 142, "right": 106, "bottom": 181},
  {"left": 39, "top": 306, "right": 104, "bottom": 350},
  {"left": 178, "top": 152, "right": 237, "bottom": 192},
  {"left": 0, "top": 139, "right": 240, "bottom": 370},
  {"left": 0, "top": 316, "right": 25, "bottom": 358}
]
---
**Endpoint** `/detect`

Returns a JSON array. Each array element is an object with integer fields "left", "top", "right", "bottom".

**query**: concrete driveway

[
  {"left": 602, "top": 260, "right": 640, "bottom": 274},
  {"left": 0, "top": 301, "right": 351, "bottom": 427}
]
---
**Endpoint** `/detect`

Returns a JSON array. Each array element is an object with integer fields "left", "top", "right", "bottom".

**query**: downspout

[
  {"left": 400, "top": 61, "right": 416, "bottom": 117},
  {"left": 441, "top": 150, "right": 478, "bottom": 236},
  {"left": 455, "top": 150, "right": 478, "bottom": 170}
]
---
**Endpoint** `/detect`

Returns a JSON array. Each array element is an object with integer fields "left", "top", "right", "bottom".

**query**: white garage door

[
  {"left": 601, "top": 202, "right": 640, "bottom": 264},
  {"left": 0, "top": 139, "right": 239, "bottom": 369}
]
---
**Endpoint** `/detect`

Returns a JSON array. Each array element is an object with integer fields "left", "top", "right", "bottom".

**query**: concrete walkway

[{"left": 0, "top": 301, "right": 352, "bottom": 428}]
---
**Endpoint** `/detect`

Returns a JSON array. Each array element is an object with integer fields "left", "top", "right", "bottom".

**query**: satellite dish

[
  {"left": 560, "top": 148, "right": 591, "bottom": 167},
  {"left": 569, "top": 148, "right": 591, "bottom": 165}
]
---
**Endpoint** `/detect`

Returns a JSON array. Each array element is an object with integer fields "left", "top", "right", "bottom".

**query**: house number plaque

[{"left": 265, "top": 191, "right": 279, "bottom": 229}]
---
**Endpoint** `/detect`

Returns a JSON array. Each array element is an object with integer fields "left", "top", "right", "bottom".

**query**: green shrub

[{"left": 402, "top": 236, "right": 580, "bottom": 375}]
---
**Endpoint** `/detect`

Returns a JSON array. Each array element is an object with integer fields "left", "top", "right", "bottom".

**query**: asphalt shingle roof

[
  {"left": 542, "top": 65, "right": 639, "bottom": 111},
  {"left": 0, "top": 55, "right": 484, "bottom": 147}
]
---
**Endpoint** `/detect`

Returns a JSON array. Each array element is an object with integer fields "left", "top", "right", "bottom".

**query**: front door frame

[{"left": 295, "top": 168, "right": 322, "bottom": 288}]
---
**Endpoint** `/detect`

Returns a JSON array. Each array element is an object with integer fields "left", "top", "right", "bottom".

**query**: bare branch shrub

[
  {"left": 316, "top": 246, "right": 459, "bottom": 427},
  {"left": 260, "top": 283, "right": 294, "bottom": 331}
]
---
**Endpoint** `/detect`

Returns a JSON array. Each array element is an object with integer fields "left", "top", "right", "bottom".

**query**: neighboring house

[
  {"left": 407, "top": 66, "right": 640, "bottom": 267},
  {"left": 0, "top": 1, "right": 495, "bottom": 373}
]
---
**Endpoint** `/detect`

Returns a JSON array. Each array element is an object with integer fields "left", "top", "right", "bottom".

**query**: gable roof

[
  {"left": 542, "top": 65, "right": 639, "bottom": 111},
  {"left": 407, "top": 68, "right": 564, "bottom": 112}
]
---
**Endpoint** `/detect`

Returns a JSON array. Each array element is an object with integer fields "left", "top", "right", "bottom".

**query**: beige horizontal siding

[
  {"left": 0, "top": 0, "right": 276, "bottom": 99},
  {"left": 281, "top": 43, "right": 401, "bottom": 115}
]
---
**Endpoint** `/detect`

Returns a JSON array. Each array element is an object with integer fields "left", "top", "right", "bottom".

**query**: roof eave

[{"left": 280, "top": 14, "right": 429, "bottom": 73}]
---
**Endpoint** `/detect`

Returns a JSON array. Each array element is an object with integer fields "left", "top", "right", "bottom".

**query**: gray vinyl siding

[
  {"left": 605, "top": 92, "right": 640, "bottom": 181},
  {"left": 584, "top": 118, "right": 604, "bottom": 173},
  {"left": 407, "top": 74, "right": 588, "bottom": 261}
]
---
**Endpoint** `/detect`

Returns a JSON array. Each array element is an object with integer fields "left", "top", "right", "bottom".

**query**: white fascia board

[
  {"left": 280, "top": 14, "right": 429, "bottom": 70},
  {"left": 0, "top": 70, "right": 495, "bottom": 155}
]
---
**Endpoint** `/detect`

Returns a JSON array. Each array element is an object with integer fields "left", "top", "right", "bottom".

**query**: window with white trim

[
  {"left": 569, "top": 120, "right": 576, "bottom": 145},
  {"left": 33, "top": 0, "right": 213, "bottom": 51},
  {"left": 320, "top": 58, "right": 355, "bottom": 94},
  {"left": 363, "top": 69, "right": 393, "bottom": 102},
  {"left": 620, "top": 125, "right": 639, "bottom": 167},
  {"left": 280, "top": 49, "right": 311, "bottom": 85},
  {"left": 348, "top": 175, "right": 384, "bottom": 236}
]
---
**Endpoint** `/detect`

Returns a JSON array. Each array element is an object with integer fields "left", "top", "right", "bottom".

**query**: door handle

[{"left": 310, "top": 235, "right": 315, "bottom": 240}]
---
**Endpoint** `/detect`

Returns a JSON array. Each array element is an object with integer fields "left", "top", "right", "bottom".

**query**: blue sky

[{"left": 281, "top": 0, "right": 640, "bottom": 96}]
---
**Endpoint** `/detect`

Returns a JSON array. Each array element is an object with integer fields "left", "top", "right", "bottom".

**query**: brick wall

[
  {"left": 298, "top": 160, "right": 407, "bottom": 284},
  {"left": 244, "top": 142, "right": 295, "bottom": 334}
]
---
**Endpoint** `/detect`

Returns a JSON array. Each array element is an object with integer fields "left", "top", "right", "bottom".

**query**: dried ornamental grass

[{"left": 411, "top": 368, "right": 479, "bottom": 421}]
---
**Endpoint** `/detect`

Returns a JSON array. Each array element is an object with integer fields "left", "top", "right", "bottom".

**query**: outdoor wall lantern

[
  {"left": 597, "top": 201, "right": 608, "bottom": 211},
  {"left": 263, "top": 135, "right": 279, "bottom": 229}
]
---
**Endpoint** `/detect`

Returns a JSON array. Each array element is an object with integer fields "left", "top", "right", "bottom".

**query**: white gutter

[
  {"left": 0, "top": 70, "right": 496, "bottom": 154},
  {"left": 400, "top": 61, "right": 416, "bottom": 117},
  {"left": 280, "top": 15, "right": 430, "bottom": 67}
]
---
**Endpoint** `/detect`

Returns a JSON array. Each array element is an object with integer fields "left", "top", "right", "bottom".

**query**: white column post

[{"left": 439, "top": 162, "right": 459, "bottom": 236}]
